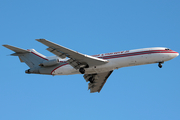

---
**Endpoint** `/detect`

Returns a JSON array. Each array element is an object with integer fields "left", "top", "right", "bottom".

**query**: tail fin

[{"left": 3, "top": 45, "right": 48, "bottom": 68}]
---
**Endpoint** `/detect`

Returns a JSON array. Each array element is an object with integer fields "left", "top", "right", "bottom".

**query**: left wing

[
  {"left": 36, "top": 39, "right": 108, "bottom": 69},
  {"left": 84, "top": 71, "right": 113, "bottom": 93}
]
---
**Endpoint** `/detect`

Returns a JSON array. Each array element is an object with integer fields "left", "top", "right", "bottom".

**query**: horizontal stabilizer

[
  {"left": 3, "top": 44, "right": 47, "bottom": 68},
  {"left": 2, "top": 45, "right": 30, "bottom": 53}
]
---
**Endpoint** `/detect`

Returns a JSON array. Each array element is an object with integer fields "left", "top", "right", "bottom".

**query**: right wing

[
  {"left": 36, "top": 39, "right": 108, "bottom": 69},
  {"left": 84, "top": 71, "right": 113, "bottom": 93}
]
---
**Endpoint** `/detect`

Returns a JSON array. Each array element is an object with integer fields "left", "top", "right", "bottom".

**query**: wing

[
  {"left": 36, "top": 39, "right": 108, "bottom": 69},
  {"left": 84, "top": 71, "right": 113, "bottom": 93}
]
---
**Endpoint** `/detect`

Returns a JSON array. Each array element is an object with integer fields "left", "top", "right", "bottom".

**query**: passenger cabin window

[{"left": 165, "top": 48, "right": 170, "bottom": 50}]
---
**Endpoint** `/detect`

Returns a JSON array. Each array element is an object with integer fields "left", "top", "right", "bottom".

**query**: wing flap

[
  {"left": 46, "top": 47, "right": 66, "bottom": 59},
  {"left": 84, "top": 71, "right": 113, "bottom": 93}
]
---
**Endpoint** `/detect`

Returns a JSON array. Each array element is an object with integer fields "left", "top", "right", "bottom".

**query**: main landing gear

[
  {"left": 158, "top": 62, "right": 164, "bottom": 68},
  {"left": 79, "top": 64, "right": 89, "bottom": 74},
  {"left": 79, "top": 68, "right": 85, "bottom": 74},
  {"left": 88, "top": 76, "right": 94, "bottom": 83}
]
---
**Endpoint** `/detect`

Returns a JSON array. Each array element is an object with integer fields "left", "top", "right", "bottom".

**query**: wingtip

[
  {"left": 36, "top": 39, "right": 51, "bottom": 44},
  {"left": 36, "top": 38, "right": 45, "bottom": 41},
  {"left": 2, "top": 44, "right": 8, "bottom": 47},
  {"left": 2, "top": 44, "right": 11, "bottom": 48}
]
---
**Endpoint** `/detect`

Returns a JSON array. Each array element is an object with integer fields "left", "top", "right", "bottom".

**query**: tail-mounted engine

[{"left": 39, "top": 59, "right": 59, "bottom": 67}]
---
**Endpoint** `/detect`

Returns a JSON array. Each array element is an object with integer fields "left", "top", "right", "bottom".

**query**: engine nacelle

[{"left": 39, "top": 59, "right": 59, "bottom": 67}]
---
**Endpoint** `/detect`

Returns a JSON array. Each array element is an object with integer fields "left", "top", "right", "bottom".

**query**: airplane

[{"left": 2, "top": 39, "right": 179, "bottom": 93}]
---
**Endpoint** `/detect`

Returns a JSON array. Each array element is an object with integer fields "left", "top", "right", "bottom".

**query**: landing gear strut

[
  {"left": 89, "top": 77, "right": 94, "bottom": 83},
  {"left": 79, "top": 68, "right": 85, "bottom": 74},
  {"left": 158, "top": 62, "right": 163, "bottom": 68}
]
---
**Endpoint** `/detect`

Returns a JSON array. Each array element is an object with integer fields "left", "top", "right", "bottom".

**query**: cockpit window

[{"left": 165, "top": 48, "right": 170, "bottom": 50}]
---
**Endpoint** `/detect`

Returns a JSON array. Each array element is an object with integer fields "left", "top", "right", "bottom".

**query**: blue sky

[{"left": 1, "top": 0, "right": 180, "bottom": 120}]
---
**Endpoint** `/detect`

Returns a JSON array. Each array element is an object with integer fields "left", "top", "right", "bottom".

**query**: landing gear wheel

[
  {"left": 158, "top": 63, "right": 162, "bottom": 68},
  {"left": 89, "top": 77, "right": 94, "bottom": 83},
  {"left": 79, "top": 68, "right": 85, "bottom": 74}
]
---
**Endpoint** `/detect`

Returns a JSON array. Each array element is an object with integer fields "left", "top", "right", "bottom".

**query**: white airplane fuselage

[
  {"left": 3, "top": 39, "right": 179, "bottom": 93},
  {"left": 50, "top": 47, "right": 179, "bottom": 75}
]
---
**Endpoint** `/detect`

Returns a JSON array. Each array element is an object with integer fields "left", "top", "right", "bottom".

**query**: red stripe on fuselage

[
  {"left": 51, "top": 63, "right": 68, "bottom": 75},
  {"left": 99, "top": 50, "right": 177, "bottom": 59},
  {"left": 50, "top": 49, "right": 178, "bottom": 75}
]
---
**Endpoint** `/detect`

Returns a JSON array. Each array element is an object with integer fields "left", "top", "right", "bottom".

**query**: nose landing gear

[
  {"left": 158, "top": 62, "right": 164, "bottom": 68},
  {"left": 158, "top": 63, "right": 162, "bottom": 68}
]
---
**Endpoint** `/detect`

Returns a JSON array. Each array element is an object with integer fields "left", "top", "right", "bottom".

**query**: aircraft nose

[
  {"left": 172, "top": 50, "right": 179, "bottom": 58},
  {"left": 176, "top": 52, "right": 179, "bottom": 57}
]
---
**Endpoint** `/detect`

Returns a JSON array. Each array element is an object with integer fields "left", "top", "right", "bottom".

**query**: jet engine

[{"left": 39, "top": 59, "right": 59, "bottom": 67}]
